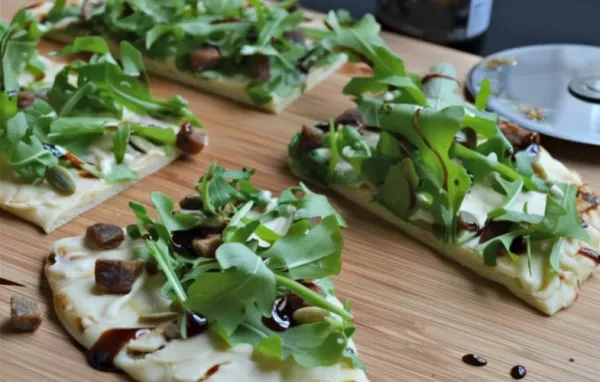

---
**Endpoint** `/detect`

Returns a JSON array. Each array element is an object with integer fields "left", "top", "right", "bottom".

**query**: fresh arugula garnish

[
  {"left": 128, "top": 164, "right": 360, "bottom": 368},
  {"left": 42, "top": 0, "right": 348, "bottom": 105},
  {"left": 0, "top": 11, "right": 45, "bottom": 93},
  {"left": 0, "top": 27, "right": 202, "bottom": 189},
  {"left": 289, "top": 14, "right": 589, "bottom": 274}
]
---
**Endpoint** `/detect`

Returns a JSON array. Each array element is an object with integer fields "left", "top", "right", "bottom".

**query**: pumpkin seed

[
  {"left": 46, "top": 165, "right": 76, "bottom": 195},
  {"left": 292, "top": 306, "right": 329, "bottom": 325}
]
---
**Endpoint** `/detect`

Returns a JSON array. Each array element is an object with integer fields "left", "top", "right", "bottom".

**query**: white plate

[{"left": 467, "top": 44, "right": 600, "bottom": 146}]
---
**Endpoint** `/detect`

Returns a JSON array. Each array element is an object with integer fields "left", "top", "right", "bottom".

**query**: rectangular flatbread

[
  {"left": 288, "top": 62, "right": 600, "bottom": 315},
  {"left": 0, "top": 19, "right": 205, "bottom": 232},
  {"left": 27, "top": 1, "right": 347, "bottom": 113},
  {"left": 45, "top": 165, "right": 368, "bottom": 381}
]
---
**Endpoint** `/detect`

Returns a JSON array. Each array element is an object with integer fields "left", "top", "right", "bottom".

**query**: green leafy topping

[
  {"left": 0, "top": 24, "right": 201, "bottom": 188},
  {"left": 42, "top": 0, "right": 349, "bottom": 104},
  {"left": 128, "top": 163, "right": 360, "bottom": 368},
  {"left": 288, "top": 14, "right": 589, "bottom": 273}
]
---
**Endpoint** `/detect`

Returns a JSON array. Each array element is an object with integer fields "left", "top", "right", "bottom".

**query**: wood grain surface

[{"left": 2, "top": 2, "right": 600, "bottom": 382}]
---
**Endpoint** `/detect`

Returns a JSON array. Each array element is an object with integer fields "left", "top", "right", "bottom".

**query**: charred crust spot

[
  {"left": 75, "top": 316, "right": 85, "bottom": 333},
  {"left": 576, "top": 185, "right": 600, "bottom": 215},
  {"left": 47, "top": 252, "right": 57, "bottom": 265},
  {"left": 55, "top": 293, "right": 69, "bottom": 310}
]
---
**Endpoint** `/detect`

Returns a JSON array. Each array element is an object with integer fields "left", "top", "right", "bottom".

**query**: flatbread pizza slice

[
  {"left": 287, "top": 13, "right": 599, "bottom": 315},
  {"left": 25, "top": 0, "right": 350, "bottom": 113},
  {"left": 0, "top": 14, "right": 206, "bottom": 233},
  {"left": 45, "top": 163, "right": 368, "bottom": 381}
]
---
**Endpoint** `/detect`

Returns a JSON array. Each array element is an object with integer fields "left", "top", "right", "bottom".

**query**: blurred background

[{"left": 300, "top": 0, "right": 600, "bottom": 55}]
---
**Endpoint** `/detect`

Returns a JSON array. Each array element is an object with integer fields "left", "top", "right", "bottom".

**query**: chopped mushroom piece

[
  {"left": 176, "top": 122, "right": 207, "bottom": 155},
  {"left": 298, "top": 125, "right": 324, "bottom": 151},
  {"left": 10, "top": 295, "right": 42, "bottom": 332},
  {"left": 250, "top": 55, "right": 270, "bottom": 82},
  {"left": 284, "top": 30, "right": 306, "bottom": 45},
  {"left": 86, "top": 223, "right": 125, "bottom": 250},
  {"left": 334, "top": 108, "right": 365, "bottom": 132},
  {"left": 17, "top": 91, "right": 36, "bottom": 109},
  {"left": 95, "top": 259, "right": 143, "bottom": 294},
  {"left": 498, "top": 120, "right": 540, "bottom": 151},
  {"left": 189, "top": 46, "right": 222, "bottom": 72},
  {"left": 192, "top": 234, "right": 223, "bottom": 257},
  {"left": 179, "top": 194, "right": 203, "bottom": 210}
]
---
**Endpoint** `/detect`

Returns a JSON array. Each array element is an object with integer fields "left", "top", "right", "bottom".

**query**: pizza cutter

[{"left": 466, "top": 44, "right": 600, "bottom": 146}]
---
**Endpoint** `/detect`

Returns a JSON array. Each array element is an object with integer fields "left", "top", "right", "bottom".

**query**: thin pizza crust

[
  {"left": 291, "top": 147, "right": 600, "bottom": 315},
  {"left": 0, "top": 57, "right": 202, "bottom": 233},
  {"left": 28, "top": 2, "right": 348, "bottom": 114},
  {"left": 45, "top": 234, "right": 368, "bottom": 382}
]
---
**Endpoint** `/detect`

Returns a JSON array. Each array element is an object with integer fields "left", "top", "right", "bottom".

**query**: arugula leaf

[
  {"left": 120, "top": 40, "right": 148, "bottom": 83},
  {"left": 54, "top": 36, "right": 111, "bottom": 56},
  {"left": 54, "top": 38, "right": 200, "bottom": 125},
  {"left": 475, "top": 78, "right": 491, "bottom": 110},
  {"left": 226, "top": 304, "right": 348, "bottom": 367},
  {"left": 278, "top": 183, "right": 347, "bottom": 227},
  {"left": 129, "top": 123, "right": 177, "bottom": 145},
  {"left": 103, "top": 163, "right": 139, "bottom": 183},
  {"left": 186, "top": 242, "right": 277, "bottom": 334},
  {"left": 151, "top": 191, "right": 200, "bottom": 232},
  {"left": 0, "top": 11, "right": 44, "bottom": 92},
  {"left": 537, "top": 183, "right": 590, "bottom": 243},
  {"left": 263, "top": 215, "right": 343, "bottom": 280},
  {"left": 0, "top": 111, "right": 57, "bottom": 183},
  {"left": 113, "top": 125, "right": 130, "bottom": 163},
  {"left": 48, "top": 117, "right": 118, "bottom": 139}
]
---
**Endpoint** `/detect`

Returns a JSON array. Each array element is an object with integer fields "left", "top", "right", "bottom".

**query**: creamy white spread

[
  {"left": 45, "top": 203, "right": 368, "bottom": 382},
  {"left": 1, "top": 56, "right": 185, "bottom": 232},
  {"left": 305, "top": 133, "right": 600, "bottom": 315}
]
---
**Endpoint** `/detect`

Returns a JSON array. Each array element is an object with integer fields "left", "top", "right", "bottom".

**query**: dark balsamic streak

[
  {"left": 0, "top": 277, "right": 24, "bottom": 287},
  {"left": 86, "top": 328, "right": 151, "bottom": 372},
  {"left": 411, "top": 108, "right": 448, "bottom": 188},
  {"left": 578, "top": 248, "right": 600, "bottom": 264}
]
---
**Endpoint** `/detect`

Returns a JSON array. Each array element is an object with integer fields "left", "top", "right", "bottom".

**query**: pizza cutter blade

[{"left": 466, "top": 44, "right": 600, "bottom": 146}]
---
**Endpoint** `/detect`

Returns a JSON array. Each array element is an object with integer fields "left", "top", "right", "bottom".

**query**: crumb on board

[
  {"left": 485, "top": 57, "right": 517, "bottom": 70},
  {"left": 519, "top": 105, "right": 545, "bottom": 122}
]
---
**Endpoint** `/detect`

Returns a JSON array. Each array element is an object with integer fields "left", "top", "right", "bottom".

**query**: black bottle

[{"left": 376, "top": 0, "right": 493, "bottom": 54}]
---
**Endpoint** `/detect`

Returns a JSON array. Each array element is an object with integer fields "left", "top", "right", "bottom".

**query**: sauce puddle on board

[
  {"left": 510, "top": 365, "right": 527, "bottom": 379},
  {"left": 462, "top": 354, "right": 488, "bottom": 367}
]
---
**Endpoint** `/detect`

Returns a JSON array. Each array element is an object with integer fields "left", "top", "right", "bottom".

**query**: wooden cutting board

[{"left": 1, "top": 2, "right": 600, "bottom": 381}]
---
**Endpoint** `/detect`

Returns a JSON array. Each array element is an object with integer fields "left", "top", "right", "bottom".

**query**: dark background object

[{"left": 299, "top": 0, "right": 600, "bottom": 55}]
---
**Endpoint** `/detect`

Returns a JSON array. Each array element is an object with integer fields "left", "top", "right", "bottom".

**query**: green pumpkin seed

[
  {"left": 292, "top": 306, "right": 329, "bottom": 325},
  {"left": 46, "top": 165, "right": 76, "bottom": 195}
]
